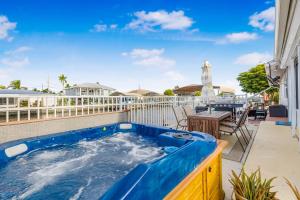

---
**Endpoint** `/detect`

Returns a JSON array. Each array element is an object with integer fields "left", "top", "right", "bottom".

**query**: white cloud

[
  {"left": 234, "top": 52, "right": 272, "bottom": 66},
  {"left": 92, "top": 24, "right": 107, "bottom": 32},
  {"left": 0, "top": 15, "right": 17, "bottom": 41},
  {"left": 122, "top": 48, "right": 184, "bottom": 85},
  {"left": 165, "top": 70, "right": 184, "bottom": 81},
  {"left": 0, "top": 68, "right": 12, "bottom": 79},
  {"left": 91, "top": 22, "right": 118, "bottom": 32},
  {"left": 123, "top": 48, "right": 164, "bottom": 58},
  {"left": 249, "top": 7, "right": 275, "bottom": 32},
  {"left": 218, "top": 32, "right": 258, "bottom": 44},
  {"left": 134, "top": 55, "right": 175, "bottom": 68},
  {"left": 5, "top": 46, "right": 32, "bottom": 55},
  {"left": 127, "top": 10, "right": 193, "bottom": 32},
  {"left": 1, "top": 57, "right": 30, "bottom": 68},
  {"left": 110, "top": 24, "right": 118, "bottom": 29},
  {"left": 122, "top": 48, "right": 175, "bottom": 69},
  {"left": 0, "top": 46, "right": 31, "bottom": 79},
  {"left": 265, "top": 0, "right": 274, "bottom": 5}
]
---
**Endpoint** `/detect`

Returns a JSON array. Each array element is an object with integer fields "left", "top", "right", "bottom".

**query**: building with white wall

[
  {"left": 267, "top": 0, "right": 300, "bottom": 138},
  {"left": 64, "top": 83, "right": 116, "bottom": 96}
]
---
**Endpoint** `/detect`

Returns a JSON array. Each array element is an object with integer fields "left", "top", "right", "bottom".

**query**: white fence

[
  {"left": 0, "top": 95, "right": 247, "bottom": 125},
  {"left": 128, "top": 96, "right": 204, "bottom": 127}
]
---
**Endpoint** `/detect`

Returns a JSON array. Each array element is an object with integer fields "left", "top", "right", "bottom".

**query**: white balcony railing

[{"left": 0, "top": 95, "right": 248, "bottom": 125}]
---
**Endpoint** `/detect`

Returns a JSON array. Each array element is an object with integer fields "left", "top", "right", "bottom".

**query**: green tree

[
  {"left": 0, "top": 85, "right": 5, "bottom": 89},
  {"left": 65, "top": 83, "right": 71, "bottom": 89},
  {"left": 58, "top": 74, "right": 67, "bottom": 89},
  {"left": 237, "top": 64, "right": 269, "bottom": 94},
  {"left": 265, "top": 87, "right": 279, "bottom": 104},
  {"left": 164, "top": 89, "right": 174, "bottom": 96},
  {"left": 194, "top": 91, "right": 201, "bottom": 96},
  {"left": 9, "top": 80, "right": 21, "bottom": 89}
]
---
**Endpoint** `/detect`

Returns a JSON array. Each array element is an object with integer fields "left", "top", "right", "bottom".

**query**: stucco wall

[
  {"left": 278, "top": 5, "right": 300, "bottom": 128},
  {"left": 0, "top": 112, "right": 128, "bottom": 144}
]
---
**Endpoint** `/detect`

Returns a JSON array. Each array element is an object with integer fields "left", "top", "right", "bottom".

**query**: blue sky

[{"left": 0, "top": 0, "right": 275, "bottom": 93}]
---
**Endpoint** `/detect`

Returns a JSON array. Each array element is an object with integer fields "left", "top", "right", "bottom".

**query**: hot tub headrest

[{"left": 158, "top": 131, "right": 216, "bottom": 147}]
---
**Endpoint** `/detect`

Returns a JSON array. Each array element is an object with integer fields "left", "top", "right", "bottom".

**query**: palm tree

[
  {"left": 9, "top": 80, "right": 21, "bottom": 89},
  {"left": 65, "top": 83, "right": 70, "bottom": 89},
  {"left": 58, "top": 74, "right": 67, "bottom": 89}
]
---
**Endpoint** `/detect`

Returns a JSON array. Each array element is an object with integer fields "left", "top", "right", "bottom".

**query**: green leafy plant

[
  {"left": 194, "top": 90, "right": 201, "bottom": 96},
  {"left": 265, "top": 87, "right": 279, "bottom": 104},
  {"left": 237, "top": 64, "right": 269, "bottom": 94},
  {"left": 9, "top": 80, "right": 21, "bottom": 89},
  {"left": 230, "top": 168, "right": 278, "bottom": 200},
  {"left": 285, "top": 178, "right": 300, "bottom": 200},
  {"left": 164, "top": 89, "right": 174, "bottom": 96},
  {"left": 58, "top": 74, "right": 67, "bottom": 89}
]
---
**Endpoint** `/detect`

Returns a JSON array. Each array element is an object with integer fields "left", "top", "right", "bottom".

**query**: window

[{"left": 295, "top": 57, "right": 299, "bottom": 109}]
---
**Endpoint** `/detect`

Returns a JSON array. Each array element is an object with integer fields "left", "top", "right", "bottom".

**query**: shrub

[
  {"left": 164, "top": 89, "right": 174, "bottom": 96},
  {"left": 286, "top": 178, "right": 300, "bottom": 200},
  {"left": 194, "top": 91, "right": 201, "bottom": 96},
  {"left": 230, "top": 168, "right": 277, "bottom": 200}
]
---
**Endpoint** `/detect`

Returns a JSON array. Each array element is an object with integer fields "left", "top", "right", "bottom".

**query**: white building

[
  {"left": 0, "top": 89, "right": 54, "bottom": 108},
  {"left": 267, "top": 0, "right": 300, "bottom": 138},
  {"left": 64, "top": 83, "right": 116, "bottom": 96}
]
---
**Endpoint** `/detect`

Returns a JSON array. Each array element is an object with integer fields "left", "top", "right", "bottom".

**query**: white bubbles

[{"left": 2, "top": 132, "right": 164, "bottom": 200}]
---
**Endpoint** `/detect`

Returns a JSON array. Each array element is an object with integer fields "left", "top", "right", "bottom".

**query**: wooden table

[{"left": 187, "top": 111, "right": 231, "bottom": 139}]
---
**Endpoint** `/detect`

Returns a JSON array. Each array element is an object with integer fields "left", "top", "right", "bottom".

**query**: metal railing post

[{"left": 6, "top": 97, "right": 9, "bottom": 123}]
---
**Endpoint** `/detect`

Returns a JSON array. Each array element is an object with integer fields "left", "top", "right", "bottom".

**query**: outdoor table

[{"left": 187, "top": 111, "right": 232, "bottom": 139}]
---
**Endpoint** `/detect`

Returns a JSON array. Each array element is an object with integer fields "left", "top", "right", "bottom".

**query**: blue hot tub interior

[{"left": 0, "top": 123, "right": 217, "bottom": 200}]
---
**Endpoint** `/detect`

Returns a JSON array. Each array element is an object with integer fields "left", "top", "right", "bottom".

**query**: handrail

[{"left": 0, "top": 95, "right": 248, "bottom": 125}]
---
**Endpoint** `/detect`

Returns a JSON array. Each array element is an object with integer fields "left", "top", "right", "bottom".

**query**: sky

[{"left": 0, "top": 0, "right": 275, "bottom": 94}]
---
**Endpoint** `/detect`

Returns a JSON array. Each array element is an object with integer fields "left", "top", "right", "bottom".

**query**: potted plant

[
  {"left": 286, "top": 178, "right": 300, "bottom": 200},
  {"left": 230, "top": 168, "right": 278, "bottom": 200}
]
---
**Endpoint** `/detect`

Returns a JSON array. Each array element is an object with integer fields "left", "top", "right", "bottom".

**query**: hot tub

[{"left": 0, "top": 123, "right": 226, "bottom": 200}]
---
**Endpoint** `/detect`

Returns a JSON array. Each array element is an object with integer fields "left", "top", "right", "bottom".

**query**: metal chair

[
  {"left": 183, "top": 105, "right": 195, "bottom": 117},
  {"left": 240, "top": 109, "right": 252, "bottom": 139},
  {"left": 172, "top": 106, "right": 187, "bottom": 130},
  {"left": 219, "top": 109, "right": 249, "bottom": 151},
  {"left": 222, "top": 108, "right": 252, "bottom": 140}
]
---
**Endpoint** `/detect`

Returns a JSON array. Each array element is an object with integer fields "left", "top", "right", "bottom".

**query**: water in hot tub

[{"left": 0, "top": 132, "right": 165, "bottom": 200}]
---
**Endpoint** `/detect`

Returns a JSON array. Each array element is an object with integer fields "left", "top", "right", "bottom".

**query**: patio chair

[
  {"left": 240, "top": 108, "right": 252, "bottom": 139},
  {"left": 183, "top": 105, "right": 195, "bottom": 117},
  {"left": 222, "top": 108, "right": 252, "bottom": 140},
  {"left": 172, "top": 106, "right": 187, "bottom": 130},
  {"left": 219, "top": 109, "right": 249, "bottom": 151}
]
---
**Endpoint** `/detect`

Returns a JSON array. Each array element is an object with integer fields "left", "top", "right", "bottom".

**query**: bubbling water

[{"left": 0, "top": 132, "right": 164, "bottom": 200}]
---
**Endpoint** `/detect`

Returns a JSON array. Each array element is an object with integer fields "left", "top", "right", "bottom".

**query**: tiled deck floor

[
  {"left": 222, "top": 124, "right": 258, "bottom": 199},
  {"left": 245, "top": 121, "right": 300, "bottom": 199},
  {"left": 222, "top": 159, "right": 242, "bottom": 199}
]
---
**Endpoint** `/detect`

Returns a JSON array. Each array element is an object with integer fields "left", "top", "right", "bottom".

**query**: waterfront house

[
  {"left": 173, "top": 84, "right": 227, "bottom": 96},
  {"left": 110, "top": 91, "right": 143, "bottom": 97},
  {"left": 64, "top": 82, "right": 116, "bottom": 96},
  {"left": 0, "top": 89, "right": 48, "bottom": 108},
  {"left": 127, "top": 89, "right": 161, "bottom": 96}
]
